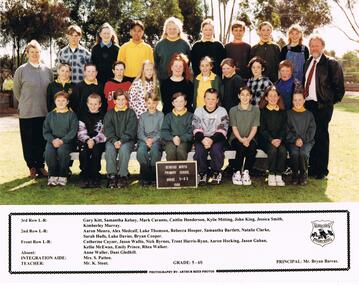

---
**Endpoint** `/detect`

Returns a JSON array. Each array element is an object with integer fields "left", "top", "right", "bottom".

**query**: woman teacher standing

[{"left": 13, "top": 40, "right": 53, "bottom": 178}]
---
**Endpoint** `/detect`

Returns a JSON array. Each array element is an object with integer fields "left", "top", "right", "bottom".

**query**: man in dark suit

[{"left": 303, "top": 35, "right": 345, "bottom": 179}]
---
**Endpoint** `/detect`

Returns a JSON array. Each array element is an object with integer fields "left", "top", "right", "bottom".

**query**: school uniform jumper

[
  {"left": 43, "top": 109, "right": 79, "bottom": 177},
  {"left": 161, "top": 110, "right": 193, "bottom": 161}
]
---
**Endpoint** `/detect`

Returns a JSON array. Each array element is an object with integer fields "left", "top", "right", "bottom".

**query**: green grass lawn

[{"left": 1, "top": 96, "right": 359, "bottom": 205}]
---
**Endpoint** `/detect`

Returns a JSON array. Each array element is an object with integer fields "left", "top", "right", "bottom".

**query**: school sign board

[{"left": 156, "top": 161, "right": 197, "bottom": 189}]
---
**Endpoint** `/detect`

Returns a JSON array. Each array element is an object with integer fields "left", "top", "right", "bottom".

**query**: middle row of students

[
  {"left": 44, "top": 85, "right": 315, "bottom": 189},
  {"left": 48, "top": 53, "right": 301, "bottom": 122}
]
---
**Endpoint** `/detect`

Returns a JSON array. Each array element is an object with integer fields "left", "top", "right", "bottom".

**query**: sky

[{"left": 1, "top": 0, "right": 358, "bottom": 67}]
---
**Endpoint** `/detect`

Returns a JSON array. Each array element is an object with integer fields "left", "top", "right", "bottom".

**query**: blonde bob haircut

[
  {"left": 161, "top": 16, "right": 187, "bottom": 41},
  {"left": 287, "top": 24, "right": 303, "bottom": 45}
]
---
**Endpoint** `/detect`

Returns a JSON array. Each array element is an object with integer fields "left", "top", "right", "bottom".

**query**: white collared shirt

[
  {"left": 305, "top": 54, "right": 322, "bottom": 101},
  {"left": 29, "top": 62, "right": 40, "bottom": 68}
]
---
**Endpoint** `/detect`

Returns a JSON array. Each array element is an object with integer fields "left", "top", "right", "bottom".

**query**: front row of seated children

[{"left": 43, "top": 86, "right": 315, "bottom": 188}]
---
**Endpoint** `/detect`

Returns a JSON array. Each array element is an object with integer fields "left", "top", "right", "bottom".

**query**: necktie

[{"left": 304, "top": 60, "right": 317, "bottom": 98}]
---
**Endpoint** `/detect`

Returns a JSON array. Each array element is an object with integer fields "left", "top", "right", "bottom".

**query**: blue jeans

[
  {"left": 194, "top": 142, "right": 225, "bottom": 174},
  {"left": 44, "top": 142, "right": 72, "bottom": 177},
  {"left": 136, "top": 141, "right": 162, "bottom": 181},
  {"left": 105, "top": 141, "right": 134, "bottom": 177}
]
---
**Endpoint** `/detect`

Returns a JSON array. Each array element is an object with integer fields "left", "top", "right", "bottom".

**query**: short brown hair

[
  {"left": 113, "top": 88, "right": 128, "bottom": 101},
  {"left": 112, "top": 61, "right": 126, "bottom": 70},
  {"left": 84, "top": 63, "right": 97, "bottom": 71},
  {"left": 67, "top": 24, "right": 82, "bottom": 36},
  {"left": 54, "top": 91, "right": 69, "bottom": 100},
  {"left": 87, "top": 93, "right": 102, "bottom": 103},
  {"left": 231, "top": 20, "right": 246, "bottom": 31},
  {"left": 204, "top": 88, "right": 218, "bottom": 98},
  {"left": 171, "top": 92, "right": 187, "bottom": 102},
  {"left": 145, "top": 92, "right": 160, "bottom": 102},
  {"left": 57, "top": 63, "right": 71, "bottom": 71},
  {"left": 279, "top": 60, "right": 293, "bottom": 73},
  {"left": 220, "top": 58, "right": 236, "bottom": 68}
]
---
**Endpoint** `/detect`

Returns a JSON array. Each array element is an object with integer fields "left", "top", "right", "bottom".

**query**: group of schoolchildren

[{"left": 43, "top": 17, "right": 317, "bottom": 188}]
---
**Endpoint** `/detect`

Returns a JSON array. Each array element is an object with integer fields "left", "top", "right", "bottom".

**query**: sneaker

[
  {"left": 232, "top": 171, "right": 243, "bottom": 185},
  {"left": 57, "top": 177, "right": 67, "bottom": 186},
  {"left": 29, "top": 167, "right": 37, "bottom": 179},
  {"left": 117, "top": 176, "right": 129, "bottom": 188},
  {"left": 210, "top": 172, "right": 222, "bottom": 185},
  {"left": 37, "top": 168, "right": 48, "bottom": 178},
  {"left": 107, "top": 175, "right": 117, "bottom": 188},
  {"left": 242, "top": 170, "right": 252, "bottom": 186},
  {"left": 47, "top": 176, "right": 58, "bottom": 187},
  {"left": 268, "top": 174, "right": 276, "bottom": 186},
  {"left": 275, "top": 175, "right": 285, "bottom": 186},
  {"left": 198, "top": 173, "right": 207, "bottom": 186}
]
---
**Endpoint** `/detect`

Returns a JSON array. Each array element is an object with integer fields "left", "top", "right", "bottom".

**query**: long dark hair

[{"left": 258, "top": 86, "right": 285, "bottom": 110}]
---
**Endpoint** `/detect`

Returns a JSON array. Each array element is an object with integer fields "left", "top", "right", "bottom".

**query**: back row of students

[
  {"left": 44, "top": 82, "right": 315, "bottom": 189},
  {"left": 57, "top": 18, "right": 308, "bottom": 89}
]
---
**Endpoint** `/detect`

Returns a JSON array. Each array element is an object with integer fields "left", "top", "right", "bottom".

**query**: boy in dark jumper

[
  {"left": 250, "top": 22, "right": 280, "bottom": 82},
  {"left": 77, "top": 93, "right": 106, "bottom": 188},
  {"left": 72, "top": 64, "right": 107, "bottom": 115},
  {"left": 104, "top": 89, "right": 137, "bottom": 188},
  {"left": 225, "top": 20, "right": 251, "bottom": 80},
  {"left": 43, "top": 91, "right": 78, "bottom": 186}
]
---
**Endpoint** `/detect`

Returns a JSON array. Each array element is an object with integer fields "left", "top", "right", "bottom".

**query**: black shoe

[
  {"left": 140, "top": 180, "right": 151, "bottom": 187},
  {"left": 107, "top": 176, "right": 117, "bottom": 188},
  {"left": 291, "top": 175, "right": 299, "bottom": 185},
  {"left": 223, "top": 165, "right": 234, "bottom": 177},
  {"left": 250, "top": 168, "right": 266, "bottom": 177},
  {"left": 300, "top": 175, "right": 308, "bottom": 186},
  {"left": 36, "top": 168, "right": 48, "bottom": 178},
  {"left": 117, "top": 176, "right": 129, "bottom": 188},
  {"left": 210, "top": 172, "right": 222, "bottom": 185},
  {"left": 91, "top": 179, "right": 102, "bottom": 188},
  {"left": 198, "top": 173, "right": 207, "bottom": 187},
  {"left": 80, "top": 179, "right": 90, "bottom": 188},
  {"left": 315, "top": 174, "right": 327, "bottom": 180}
]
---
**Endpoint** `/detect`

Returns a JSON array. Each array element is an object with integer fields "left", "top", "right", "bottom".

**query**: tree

[
  {"left": 0, "top": 0, "right": 69, "bottom": 67},
  {"left": 179, "top": 0, "right": 204, "bottom": 43},
  {"left": 332, "top": 0, "right": 359, "bottom": 43},
  {"left": 341, "top": 50, "right": 359, "bottom": 82},
  {"left": 61, "top": 0, "right": 191, "bottom": 48},
  {"left": 238, "top": 0, "right": 332, "bottom": 36}
]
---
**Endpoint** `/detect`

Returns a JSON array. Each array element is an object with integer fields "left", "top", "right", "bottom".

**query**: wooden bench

[{"left": 70, "top": 149, "right": 268, "bottom": 161}]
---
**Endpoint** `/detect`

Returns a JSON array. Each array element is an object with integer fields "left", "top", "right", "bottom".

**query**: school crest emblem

[{"left": 310, "top": 220, "right": 335, "bottom": 247}]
